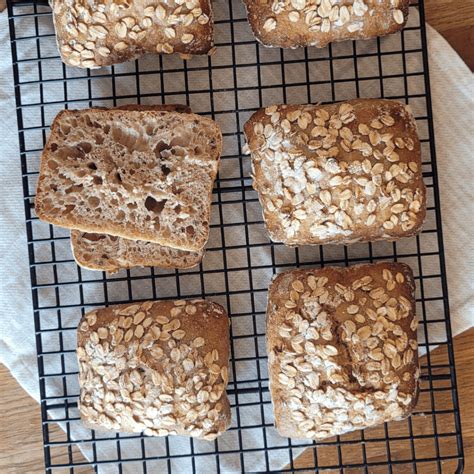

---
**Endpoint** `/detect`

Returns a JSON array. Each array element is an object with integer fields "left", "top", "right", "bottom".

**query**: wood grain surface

[
  {"left": 0, "top": 0, "right": 472, "bottom": 472},
  {"left": 424, "top": 0, "right": 474, "bottom": 71}
]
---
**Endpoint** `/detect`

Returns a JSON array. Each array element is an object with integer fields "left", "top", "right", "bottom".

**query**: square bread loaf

[
  {"left": 77, "top": 299, "right": 231, "bottom": 440},
  {"left": 71, "top": 230, "right": 203, "bottom": 273},
  {"left": 267, "top": 262, "right": 420, "bottom": 440},
  {"left": 244, "top": 99, "right": 426, "bottom": 246},
  {"left": 35, "top": 106, "right": 222, "bottom": 251},
  {"left": 51, "top": 0, "right": 214, "bottom": 68},
  {"left": 243, "top": 0, "right": 409, "bottom": 49}
]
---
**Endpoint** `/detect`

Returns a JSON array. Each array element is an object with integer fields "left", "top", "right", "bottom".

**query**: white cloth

[{"left": 0, "top": 5, "right": 473, "bottom": 472}]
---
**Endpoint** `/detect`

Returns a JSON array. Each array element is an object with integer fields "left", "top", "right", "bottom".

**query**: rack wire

[{"left": 7, "top": 0, "right": 464, "bottom": 472}]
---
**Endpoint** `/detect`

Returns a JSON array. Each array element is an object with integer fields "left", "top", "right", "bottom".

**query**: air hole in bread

[
  {"left": 161, "top": 164, "right": 171, "bottom": 176},
  {"left": 94, "top": 133, "right": 104, "bottom": 145},
  {"left": 57, "top": 146, "right": 84, "bottom": 160},
  {"left": 64, "top": 204, "right": 75, "bottom": 214},
  {"left": 65, "top": 184, "right": 84, "bottom": 194},
  {"left": 112, "top": 125, "right": 140, "bottom": 152},
  {"left": 87, "top": 162, "right": 97, "bottom": 170},
  {"left": 47, "top": 160, "right": 58, "bottom": 170},
  {"left": 88, "top": 197, "right": 100, "bottom": 208},
  {"left": 154, "top": 140, "right": 171, "bottom": 158},
  {"left": 117, "top": 210, "right": 125, "bottom": 220},
  {"left": 170, "top": 136, "right": 188, "bottom": 148},
  {"left": 186, "top": 225, "right": 195, "bottom": 237},
  {"left": 51, "top": 143, "right": 58, "bottom": 152},
  {"left": 145, "top": 196, "right": 166, "bottom": 214},
  {"left": 83, "top": 233, "right": 106, "bottom": 242},
  {"left": 78, "top": 142, "right": 92, "bottom": 154},
  {"left": 93, "top": 176, "right": 103, "bottom": 185}
]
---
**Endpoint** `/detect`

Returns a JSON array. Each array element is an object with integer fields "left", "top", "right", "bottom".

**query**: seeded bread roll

[
  {"left": 51, "top": 0, "right": 214, "bottom": 68},
  {"left": 267, "top": 262, "right": 420, "bottom": 440},
  {"left": 244, "top": 99, "right": 426, "bottom": 246},
  {"left": 35, "top": 106, "right": 222, "bottom": 251},
  {"left": 77, "top": 299, "right": 231, "bottom": 440},
  {"left": 243, "top": 0, "right": 409, "bottom": 49},
  {"left": 71, "top": 230, "right": 203, "bottom": 273}
]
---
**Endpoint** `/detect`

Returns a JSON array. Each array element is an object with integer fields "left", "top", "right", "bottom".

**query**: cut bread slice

[
  {"left": 71, "top": 230, "right": 203, "bottom": 273},
  {"left": 35, "top": 106, "right": 222, "bottom": 251}
]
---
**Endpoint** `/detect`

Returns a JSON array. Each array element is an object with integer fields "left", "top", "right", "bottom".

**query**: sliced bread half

[
  {"left": 71, "top": 230, "right": 203, "bottom": 273},
  {"left": 35, "top": 106, "right": 222, "bottom": 251}
]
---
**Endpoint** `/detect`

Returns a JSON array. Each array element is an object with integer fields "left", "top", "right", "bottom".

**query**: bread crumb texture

[
  {"left": 71, "top": 230, "right": 203, "bottom": 273},
  {"left": 267, "top": 262, "right": 420, "bottom": 440},
  {"left": 244, "top": 0, "right": 409, "bottom": 48},
  {"left": 52, "top": 0, "right": 214, "bottom": 67},
  {"left": 244, "top": 99, "right": 426, "bottom": 246},
  {"left": 35, "top": 108, "right": 222, "bottom": 251},
  {"left": 77, "top": 299, "right": 231, "bottom": 440}
]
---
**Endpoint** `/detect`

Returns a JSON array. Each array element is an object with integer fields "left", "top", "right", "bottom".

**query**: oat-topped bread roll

[
  {"left": 51, "top": 0, "right": 214, "bottom": 68},
  {"left": 243, "top": 0, "right": 409, "bottom": 49},
  {"left": 71, "top": 230, "right": 203, "bottom": 273},
  {"left": 77, "top": 299, "right": 231, "bottom": 440},
  {"left": 267, "top": 262, "right": 420, "bottom": 440},
  {"left": 244, "top": 99, "right": 426, "bottom": 246},
  {"left": 35, "top": 106, "right": 222, "bottom": 251}
]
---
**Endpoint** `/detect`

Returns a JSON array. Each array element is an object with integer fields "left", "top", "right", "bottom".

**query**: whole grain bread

[
  {"left": 267, "top": 262, "right": 420, "bottom": 440},
  {"left": 35, "top": 106, "right": 222, "bottom": 251},
  {"left": 77, "top": 299, "right": 231, "bottom": 440},
  {"left": 51, "top": 0, "right": 215, "bottom": 68},
  {"left": 244, "top": 99, "right": 426, "bottom": 246},
  {"left": 243, "top": 0, "right": 409, "bottom": 49},
  {"left": 71, "top": 230, "right": 203, "bottom": 273}
]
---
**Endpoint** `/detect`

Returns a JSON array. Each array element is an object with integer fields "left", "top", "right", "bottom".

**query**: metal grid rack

[{"left": 7, "top": 0, "right": 464, "bottom": 471}]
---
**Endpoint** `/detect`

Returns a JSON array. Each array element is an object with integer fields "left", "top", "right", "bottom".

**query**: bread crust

[
  {"left": 35, "top": 105, "right": 222, "bottom": 251},
  {"left": 243, "top": 0, "right": 410, "bottom": 48},
  {"left": 267, "top": 262, "right": 420, "bottom": 440},
  {"left": 71, "top": 230, "right": 203, "bottom": 273},
  {"left": 51, "top": 0, "right": 214, "bottom": 68},
  {"left": 77, "top": 299, "right": 231, "bottom": 440},
  {"left": 244, "top": 99, "right": 426, "bottom": 246}
]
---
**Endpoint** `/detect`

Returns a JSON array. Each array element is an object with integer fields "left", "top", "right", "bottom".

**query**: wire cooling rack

[{"left": 7, "top": 0, "right": 464, "bottom": 472}]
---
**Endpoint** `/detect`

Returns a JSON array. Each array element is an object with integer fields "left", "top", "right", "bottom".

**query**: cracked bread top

[
  {"left": 77, "top": 299, "right": 231, "bottom": 440},
  {"left": 267, "top": 262, "right": 420, "bottom": 440}
]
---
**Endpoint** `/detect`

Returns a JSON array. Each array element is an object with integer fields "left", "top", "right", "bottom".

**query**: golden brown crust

[
  {"left": 244, "top": 99, "right": 426, "bottom": 246},
  {"left": 35, "top": 106, "right": 222, "bottom": 251},
  {"left": 51, "top": 0, "right": 214, "bottom": 68},
  {"left": 267, "top": 262, "right": 419, "bottom": 440},
  {"left": 243, "top": 0, "right": 410, "bottom": 49},
  {"left": 77, "top": 299, "right": 231, "bottom": 440},
  {"left": 71, "top": 230, "right": 203, "bottom": 273}
]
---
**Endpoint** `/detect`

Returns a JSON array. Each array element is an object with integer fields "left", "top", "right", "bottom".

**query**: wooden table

[{"left": 0, "top": 1, "right": 473, "bottom": 472}]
